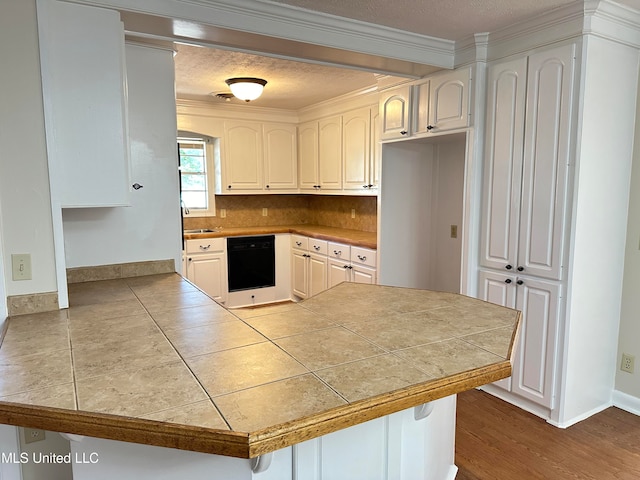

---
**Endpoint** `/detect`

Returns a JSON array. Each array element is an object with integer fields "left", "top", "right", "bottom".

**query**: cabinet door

[
  {"left": 480, "top": 58, "right": 527, "bottom": 273},
  {"left": 37, "top": 0, "right": 130, "bottom": 207},
  {"left": 351, "top": 264, "right": 376, "bottom": 285},
  {"left": 414, "top": 79, "right": 431, "bottom": 135},
  {"left": 428, "top": 68, "right": 470, "bottom": 132},
  {"left": 318, "top": 116, "right": 342, "bottom": 189},
  {"left": 298, "top": 121, "right": 319, "bottom": 191},
  {"left": 379, "top": 85, "right": 412, "bottom": 140},
  {"left": 511, "top": 277, "right": 561, "bottom": 409},
  {"left": 477, "top": 269, "right": 517, "bottom": 391},
  {"left": 291, "top": 249, "right": 309, "bottom": 298},
  {"left": 186, "top": 254, "right": 227, "bottom": 303},
  {"left": 263, "top": 123, "right": 297, "bottom": 191},
  {"left": 518, "top": 44, "right": 574, "bottom": 280},
  {"left": 223, "top": 120, "right": 263, "bottom": 191},
  {"left": 371, "top": 106, "right": 381, "bottom": 188},
  {"left": 342, "top": 107, "right": 371, "bottom": 190},
  {"left": 328, "top": 258, "right": 351, "bottom": 289},
  {"left": 308, "top": 253, "right": 328, "bottom": 297}
]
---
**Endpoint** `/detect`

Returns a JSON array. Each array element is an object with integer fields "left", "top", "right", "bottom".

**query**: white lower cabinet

[
  {"left": 291, "top": 235, "right": 327, "bottom": 299},
  {"left": 478, "top": 269, "right": 561, "bottom": 410},
  {"left": 327, "top": 242, "right": 376, "bottom": 288},
  {"left": 292, "top": 236, "right": 376, "bottom": 299},
  {"left": 185, "top": 238, "right": 227, "bottom": 304}
]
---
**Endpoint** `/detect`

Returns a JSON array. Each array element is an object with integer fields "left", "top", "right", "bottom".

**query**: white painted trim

[
  {"left": 70, "top": 0, "right": 455, "bottom": 69},
  {"left": 548, "top": 401, "right": 612, "bottom": 429},
  {"left": 612, "top": 389, "right": 640, "bottom": 416},
  {"left": 0, "top": 425, "right": 23, "bottom": 480}
]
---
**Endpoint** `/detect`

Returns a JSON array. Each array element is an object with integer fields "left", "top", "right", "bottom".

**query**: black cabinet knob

[
  {"left": 517, "top": 280, "right": 524, "bottom": 285},
  {"left": 400, "top": 130, "right": 408, "bottom": 135},
  {"left": 505, "top": 264, "right": 513, "bottom": 270},
  {"left": 504, "top": 279, "right": 512, "bottom": 284},
  {"left": 517, "top": 266, "right": 524, "bottom": 272},
  {"left": 426, "top": 125, "right": 435, "bottom": 130}
]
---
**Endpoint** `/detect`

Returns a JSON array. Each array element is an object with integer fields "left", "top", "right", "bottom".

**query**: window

[{"left": 177, "top": 137, "right": 216, "bottom": 216}]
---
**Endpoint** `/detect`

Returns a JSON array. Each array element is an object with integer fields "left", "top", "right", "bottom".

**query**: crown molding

[
  {"left": 583, "top": 0, "right": 640, "bottom": 49},
  {"left": 176, "top": 98, "right": 299, "bottom": 123},
  {"left": 480, "top": 0, "right": 640, "bottom": 62},
  {"left": 71, "top": 0, "right": 455, "bottom": 72}
]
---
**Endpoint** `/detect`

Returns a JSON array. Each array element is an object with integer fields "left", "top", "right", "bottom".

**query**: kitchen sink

[{"left": 183, "top": 228, "right": 219, "bottom": 234}]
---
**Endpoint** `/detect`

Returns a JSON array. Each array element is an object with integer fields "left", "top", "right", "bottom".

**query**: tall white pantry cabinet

[{"left": 477, "top": 25, "right": 640, "bottom": 426}]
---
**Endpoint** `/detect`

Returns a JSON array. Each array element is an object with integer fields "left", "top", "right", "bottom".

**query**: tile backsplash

[{"left": 183, "top": 195, "right": 377, "bottom": 232}]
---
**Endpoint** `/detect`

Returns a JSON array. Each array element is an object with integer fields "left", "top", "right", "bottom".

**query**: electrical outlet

[
  {"left": 351, "top": 209, "right": 356, "bottom": 219},
  {"left": 24, "top": 428, "right": 45, "bottom": 444},
  {"left": 621, "top": 353, "right": 635, "bottom": 373},
  {"left": 262, "top": 208, "right": 268, "bottom": 217},
  {"left": 450, "top": 225, "right": 458, "bottom": 239},
  {"left": 11, "top": 254, "right": 32, "bottom": 281},
  {"left": 220, "top": 208, "right": 226, "bottom": 218}
]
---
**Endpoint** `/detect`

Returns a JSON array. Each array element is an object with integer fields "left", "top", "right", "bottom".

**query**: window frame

[{"left": 177, "top": 136, "right": 216, "bottom": 217}]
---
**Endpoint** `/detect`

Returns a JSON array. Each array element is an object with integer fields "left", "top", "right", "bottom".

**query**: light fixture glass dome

[{"left": 225, "top": 77, "right": 267, "bottom": 102}]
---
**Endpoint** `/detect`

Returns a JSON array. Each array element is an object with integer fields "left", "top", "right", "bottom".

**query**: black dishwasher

[{"left": 227, "top": 235, "right": 276, "bottom": 292}]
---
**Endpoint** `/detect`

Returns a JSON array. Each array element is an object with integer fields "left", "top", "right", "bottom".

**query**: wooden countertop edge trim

[
  {"left": 184, "top": 226, "right": 377, "bottom": 249},
  {"left": 0, "top": 362, "right": 510, "bottom": 459},
  {"left": 0, "top": 402, "right": 250, "bottom": 458},
  {"left": 246, "top": 361, "right": 512, "bottom": 457}
]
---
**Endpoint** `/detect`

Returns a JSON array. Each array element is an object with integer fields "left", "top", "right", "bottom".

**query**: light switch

[
  {"left": 450, "top": 225, "right": 458, "bottom": 239},
  {"left": 12, "top": 254, "right": 32, "bottom": 281}
]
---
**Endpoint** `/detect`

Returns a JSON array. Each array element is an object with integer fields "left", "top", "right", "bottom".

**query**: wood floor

[{"left": 455, "top": 389, "right": 640, "bottom": 480}]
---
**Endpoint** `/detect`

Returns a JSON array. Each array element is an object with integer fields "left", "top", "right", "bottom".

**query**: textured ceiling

[
  {"left": 174, "top": 0, "right": 640, "bottom": 110},
  {"left": 174, "top": 44, "right": 381, "bottom": 110}
]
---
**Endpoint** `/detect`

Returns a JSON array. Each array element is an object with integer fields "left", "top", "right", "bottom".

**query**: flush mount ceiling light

[{"left": 225, "top": 77, "right": 267, "bottom": 102}]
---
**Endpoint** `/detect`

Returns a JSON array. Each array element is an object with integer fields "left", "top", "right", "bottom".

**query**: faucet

[{"left": 181, "top": 200, "right": 190, "bottom": 215}]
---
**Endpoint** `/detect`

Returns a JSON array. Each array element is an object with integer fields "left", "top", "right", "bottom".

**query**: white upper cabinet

[
  {"left": 222, "top": 120, "right": 263, "bottom": 191},
  {"left": 221, "top": 120, "right": 297, "bottom": 193},
  {"left": 300, "top": 106, "right": 379, "bottom": 194},
  {"left": 37, "top": 0, "right": 130, "bottom": 207},
  {"left": 379, "top": 85, "right": 412, "bottom": 140},
  {"left": 379, "top": 67, "right": 471, "bottom": 142},
  {"left": 263, "top": 123, "right": 298, "bottom": 191},
  {"left": 298, "top": 121, "right": 320, "bottom": 191},
  {"left": 424, "top": 68, "right": 470, "bottom": 133},
  {"left": 342, "top": 107, "right": 371, "bottom": 190},
  {"left": 318, "top": 115, "right": 343, "bottom": 190},
  {"left": 480, "top": 44, "right": 575, "bottom": 281}
]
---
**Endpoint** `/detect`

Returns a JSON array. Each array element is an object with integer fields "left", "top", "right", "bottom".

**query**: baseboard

[
  {"left": 7, "top": 291, "right": 59, "bottom": 316},
  {"left": 612, "top": 389, "right": 640, "bottom": 416},
  {"left": 548, "top": 402, "right": 612, "bottom": 429},
  {"left": 66, "top": 259, "right": 175, "bottom": 284}
]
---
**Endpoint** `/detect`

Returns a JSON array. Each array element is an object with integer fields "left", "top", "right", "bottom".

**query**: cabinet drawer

[
  {"left": 308, "top": 238, "right": 328, "bottom": 255},
  {"left": 185, "top": 237, "right": 225, "bottom": 254},
  {"left": 328, "top": 242, "right": 350, "bottom": 260},
  {"left": 351, "top": 246, "right": 376, "bottom": 268},
  {"left": 291, "top": 235, "right": 308, "bottom": 250}
]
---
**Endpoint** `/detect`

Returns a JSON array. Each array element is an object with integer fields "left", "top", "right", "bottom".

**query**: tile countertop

[
  {"left": 183, "top": 224, "right": 378, "bottom": 249},
  {"left": 0, "top": 274, "right": 520, "bottom": 459}
]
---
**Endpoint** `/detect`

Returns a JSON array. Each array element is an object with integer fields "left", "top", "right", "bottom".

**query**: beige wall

[{"left": 183, "top": 194, "right": 377, "bottom": 232}]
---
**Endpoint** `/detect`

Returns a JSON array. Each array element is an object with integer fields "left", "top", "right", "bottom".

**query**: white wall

[
  {"left": 62, "top": 43, "right": 182, "bottom": 271},
  {"left": 560, "top": 36, "right": 639, "bottom": 423},
  {"left": 616, "top": 58, "right": 640, "bottom": 402},
  {"left": 0, "top": 0, "right": 57, "bottom": 298}
]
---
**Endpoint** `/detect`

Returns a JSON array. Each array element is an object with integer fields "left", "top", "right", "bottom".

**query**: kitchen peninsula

[{"left": 0, "top": 274, "right": 519, "bottom": 480}]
